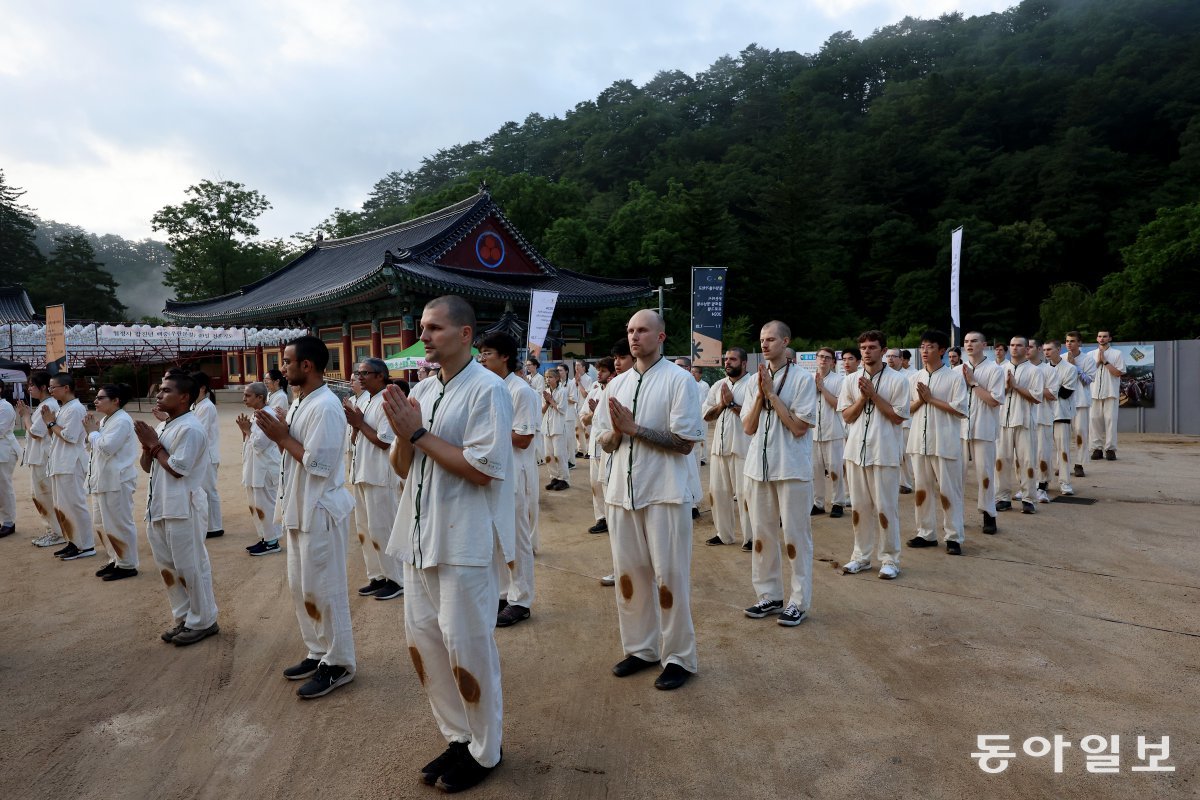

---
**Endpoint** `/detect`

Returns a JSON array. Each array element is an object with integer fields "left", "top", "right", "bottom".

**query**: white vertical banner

[
  {"left": 950, "top": 226, "right": 963, "bottom": 341},
  {"left": 526, "top": 290, "right": 559, "bottom": 359}
]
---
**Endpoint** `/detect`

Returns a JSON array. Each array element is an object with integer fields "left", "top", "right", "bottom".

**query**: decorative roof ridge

[
  {"left": 553, "top": 267, "right": 652, "bottom": 287},
  {"left": 319, "top": 192, "right": 487, "bottom": 248}
]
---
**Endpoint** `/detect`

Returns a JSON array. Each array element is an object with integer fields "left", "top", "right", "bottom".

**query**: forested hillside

[
  {"left": 33, "top": 221, "right": 172, "bottom": 321},
  {"left": 305, "top": 0, "right": 1200, "bottom": 345}
]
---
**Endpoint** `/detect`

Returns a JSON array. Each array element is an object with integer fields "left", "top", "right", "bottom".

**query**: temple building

[{"left": 163, "top": 187, "right": 652, "bottom": 383}]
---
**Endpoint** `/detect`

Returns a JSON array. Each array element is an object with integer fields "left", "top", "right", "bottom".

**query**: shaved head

[
  {"left": 762, "top": 320, "right": 791, "bottom": 340},
  {"left": 426, "top": 295, "right": 476, "bottom": 331},
  {"left": 630, "top": 308, "right": 665, "bottom": 333}
]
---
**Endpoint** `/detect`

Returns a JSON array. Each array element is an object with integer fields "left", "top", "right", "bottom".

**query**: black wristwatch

[{"left": 410, "top": 427, "right": 428, "bottom": 445}]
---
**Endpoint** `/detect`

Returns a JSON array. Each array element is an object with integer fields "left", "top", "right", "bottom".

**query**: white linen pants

[
  {"left": 607, "top": 502, "right": 697, "bottom": 673},
  {"left": 1052, "top": 422, "right": 1074, "bottom": 491},
  {"left": 747, "top": 477, "right": 814, "bottom": 611},
  {"left": 203, "top": 462, "right": 223, "bottom": 532},
  {"left": 812, "top": 438, "right": 848, "bottom": 509},
  {"left": 845, "top": 463, "right": 901, "bottom": 568},
  {"left": 51, "top": 471, "right": 94, "bottom": 550},
  {"left": 404, "top": 562, "right": 503, "bottom": 769},
  {"left": 0, "top": 459, "right": 14, "bottom": 525},
  {"left": 898, "top": 431, "right": 913, "bottom": 490},
  {"left": 997, "top": 426, "right": 1037, "bottom": 502},
  {"left": 287, "top": 510, "right": 356, "bottom": 669},
  {"left": 30, "top": 465, "right": 61, "bottom": 536},
  {"left": 1090, "top": 398, "right": 1119, "bottom": 453},
  {"left": 1072, "top": 407, "right": 1090, "bottom": 467},
  {"left": 961, "top": 438, "right": 998, "bottom": 516},
  {"left": 533, "top": 430, "right": 545, "bottom": 464},
  {"left": 147, "top": 514, "right": 218, "bottom": 629},
  {"left": 911, "top": 454, "right": 964, "bottom": 544},
  {"left": 353, "top": 483, "right": 403, "bottom": 584},
  {"left": 545, "top": 434, "right": 568, "bottom": 482},
  {"left": 496, "top": 462, "right": 537, "bottom": 607},
  {"left": 92, "top": 480, "right": 138, "bottom": 568},
  {"left": 709, "top": 453, "right": 751, "bottom": 545},
  {"left": 1036, "top": 423, "right": 1054, "bottom": 485},
  {"left": 245, "top": 484, "right": 282, "bottom": 543},
  {"left": 590, "top": 457, "right": 606, "bottom": 521}
]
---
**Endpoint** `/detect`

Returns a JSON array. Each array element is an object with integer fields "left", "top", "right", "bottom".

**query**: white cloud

[{"left": 1, "top": 0, "right": 1015, "bottom": 243}]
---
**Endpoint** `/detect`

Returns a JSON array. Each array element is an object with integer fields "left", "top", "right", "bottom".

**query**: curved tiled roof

[
  {"left": 0, "top": 286, "right": 36, "bottom": 323},
  {"left": 164, "top": 192, "right": 652, "bottom": 324}
]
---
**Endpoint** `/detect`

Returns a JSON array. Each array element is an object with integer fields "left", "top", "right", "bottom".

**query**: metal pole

[{"left": 657, "top": 285, "right": 664, "bottom": 318}]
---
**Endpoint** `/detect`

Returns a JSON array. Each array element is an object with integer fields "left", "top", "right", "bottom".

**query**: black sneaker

[
  {"left": 161, "top": 620, "right": 186, "bottom": 642},
  {"left": 982, "top": 513, "right": 997, "bottom": 534},
  {"left": 421, "top": 741, "right": 469, "bottom": 786},
  {"left": 810, "top": 505, "right": 826, "bottom": 516},
  {"left": 245, "top": 539, "right": 262, "bottom": 552},
  {"left": 907, "top": 536, "right": 937, "bottom": 548},
  {"left": 1021, "top": 501, "right": 1037, "bottom": 514},
  {"left": 205, "top": 529, "right": 224, "bottom": 539},
  {"left": 1073, "top": 464, "right": 1086, "bottom": 478},
  {"left": 436, "top": 749, "right": 499, "bottom": 793},
  {"left": 248, "top": 539, "right": 281, "bottom": 556},
  {"left": 358, "top": 578, "right": 384, "bottom": 597},
  {"left": 653, "top": 664, "right": 692, "bottom": 691},
  {"left": 691, "top": 507, "right": 700, "bottom": 520},
  {"left": 995, "top": 500, "right": 1012, "bottom": 512},
  {"left": 282, "top": 657, "right": 321, "bottom": 681},
  {"left": 899, "top": 486, "right": 914, "bottom": 495},
  {"left": 1105, "top": 449, "right": 1116, "bottom": 461},
  {"left": 744, "top": 598, "right": 783, "bottom": 618},
  {"left": 587, "top": 518, "right": 608, "bottom": 534},
  {"left": 946, "top": 541, "right": 962, "bottom": 556},
  {"left": 61, "top": 546, "right": 96, "bottom": 561},
  {"left": 0, "top": 523, "right": 15, "bottom": 538},
  {"left": 102, "top": 566, "right": 138, "bottom": 581},
  {"left": 54, "top": 542, "right": 77, "bottom": 558},
  {"left": 777, "top": 602, "right": 807, "bottom": 627},
  {"left": 829, "top": 505, "right": 844, "bottom": 518},
  {"left": 612, "top": 654, "right": 657, "bottom": 677},
  {"left": 96, "top": 561, "right": 118, "bottom": 577},
  {"left": 1090, "top": 449, "right": 1103, "bottom": 461},
  {"left": 297, "top": 663, "right": 353, "bottom": 699},
  {"left": 496, "top": 604, "right": 530, "bottom": 627},
  {"left": 704, "top": 536, "right": 724, "bottom": 546},
  {"left": 173, "top": 622, "right": 219, "bottom": 646},
  {"left": 741, "top": 540, "right": 753, "bottom": 552},
  {"left": 373, "top": 579, "right": 404, "bottom": 600}
]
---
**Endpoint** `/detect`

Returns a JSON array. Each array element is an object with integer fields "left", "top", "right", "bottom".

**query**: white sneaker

[
  {"left": 1036, "top": 489, "right": 1050, "bottom": 503},
  {"left": 32, "top": 531, "right": 67, "bottom": 547},
  {"left": 600, "top": 574, "right": 615, "bottom": 586},
  {"left": 878, "top": 564, "right": 900, "bottom": 580},
  {"left": 841, "top": 559, "right": 871, "bottom": 575},
  {"left": 1061, "top": 485, "right": 1074, "bottom": 496},
  {"left": 1013, "top": 491, "right": 1025, "bottom": 502}
]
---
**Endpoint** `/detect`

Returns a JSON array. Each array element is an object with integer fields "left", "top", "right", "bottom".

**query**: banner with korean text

[
  {"left": 526, "top": 290, "right": 559, "bottom": 359},
  {"left": 45, "top": 304, "right": 66, "bottom": 373},
  {"left": 950, "top": 226, "right": 963, "bottom": 345},
  {"left": 690, "top": 267, "right": 727, "bottom": 367}
]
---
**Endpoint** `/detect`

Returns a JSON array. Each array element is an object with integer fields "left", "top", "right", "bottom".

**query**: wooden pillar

[
  {"left": 255, "top": 345, "right": 265, "bottom": 381},
  {"left": 371, "top": 318, "right": 382, "bottom": 359},
  {"left": 341, "top": 322, "right": 352, "bottom": 381},
  {"left": 401, "top": 313, "right": 417, "bottom": 349}
]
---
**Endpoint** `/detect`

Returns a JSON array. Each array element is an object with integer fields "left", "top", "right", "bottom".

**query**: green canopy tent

[{"left": 384, "top": 342, "right": 478, "bottom": 372}]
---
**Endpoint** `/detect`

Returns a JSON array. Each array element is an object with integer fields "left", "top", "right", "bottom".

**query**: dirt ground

[{"left": 2, "top": 400, "right": 1197, "bottom": 800}]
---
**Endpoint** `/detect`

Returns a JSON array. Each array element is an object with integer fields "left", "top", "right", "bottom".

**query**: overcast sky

[{"left": 2, "top": 0, "right": 1013, "bottom": 243}]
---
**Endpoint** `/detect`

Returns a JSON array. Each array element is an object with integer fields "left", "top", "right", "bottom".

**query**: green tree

[
  {"left": 1038, "top": 283, "right": 1095, "bottom": 341},
  {"left": 31, "top": 232, "right": 127, "bottom": 321},
  {"left": 0, "top": 169, "right": 46, "bottom": 290},
  {"left": 152, "top": 179, "right": 280, "bottom": 301},
  {"left": 1095, "top": 202, "right": 1200, "bottom": 338}
]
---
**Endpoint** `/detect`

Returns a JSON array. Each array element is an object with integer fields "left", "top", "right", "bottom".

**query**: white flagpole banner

[
  {"left": 950, "top": 226, "right": 963, "bottom": 334},
  {"left": 526, "top": 290, "right": 559, "bottom": 359}
]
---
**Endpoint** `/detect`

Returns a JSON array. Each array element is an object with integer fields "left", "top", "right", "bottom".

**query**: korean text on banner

[
  {"left": 950, "top": 226, "right": 963, "bottom": 332},
  {"left": 45, "top": 304, "right": 66, "bottom": 369},
  {"left": 691, "top": 267, "right": 727, "bottom": 367},
  {"left": 526, "top": 290, "right": 559, "bottom": 359}
]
